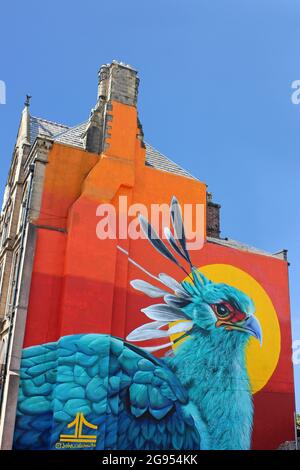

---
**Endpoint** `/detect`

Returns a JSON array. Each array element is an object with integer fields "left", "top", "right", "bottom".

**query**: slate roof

[
  {"left": 207, "top": 236, "right": 286, "bottom": 260},
  {"left": 144, "top": 143, "right": 194, "bottom": 178},
  {"left": 30, "top": 116, "right": 68, "bottom": 143},
  {"left": 30, "top": 116, "right": 195, "bottom": 180}
]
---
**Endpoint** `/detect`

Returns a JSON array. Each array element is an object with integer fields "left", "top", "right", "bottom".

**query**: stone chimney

[
  {"left": 83, "top": 61, "right": 139, "bottom": 154},
  {"left": 206, "top": 192, "right": 221, "bottom": 238}
]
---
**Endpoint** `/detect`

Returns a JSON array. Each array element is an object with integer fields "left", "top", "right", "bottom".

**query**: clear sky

[{"left": 0, "top": 0, "right": 299, "bottom": 411}]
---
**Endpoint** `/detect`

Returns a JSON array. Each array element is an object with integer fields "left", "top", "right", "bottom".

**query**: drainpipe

[{"left": 0, "top": 162, "right": 35, "bottom": 423}]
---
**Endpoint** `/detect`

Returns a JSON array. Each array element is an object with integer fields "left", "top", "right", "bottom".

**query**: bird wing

[{"left": 13, "top": 334, "right": 200, "bottom": 450}]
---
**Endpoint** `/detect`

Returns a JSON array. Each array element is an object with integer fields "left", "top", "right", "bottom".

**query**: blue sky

[{"left": 0, "top": 0, "right": 299, "bottom": 411}]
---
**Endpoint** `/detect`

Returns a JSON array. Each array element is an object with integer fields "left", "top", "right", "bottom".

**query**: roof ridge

[
  {"left": 207, "top": 236, "right": 277, "bottom": 258},
  {"left": 53, "top": 120, "right": 88, "bottom": 139}
]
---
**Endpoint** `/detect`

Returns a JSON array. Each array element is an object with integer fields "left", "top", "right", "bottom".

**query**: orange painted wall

[{"left": 24, "top": 100, "right": 206, "bottom": 347}]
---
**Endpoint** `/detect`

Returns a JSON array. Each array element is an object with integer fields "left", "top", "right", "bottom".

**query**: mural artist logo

[
  {"left": 96, "top": 196, "right": 205, "bottom": 251},
  {"left": 0, "top": 80, "right": 6, "bottom": 105},
  {"left": 56, "top": 412, "right": 98, "bottom": 449}
]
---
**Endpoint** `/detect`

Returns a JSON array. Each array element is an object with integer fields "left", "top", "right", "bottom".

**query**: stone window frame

[
  {"left": 16, "top": 182, "right": 29, "bottom": 234},
  {"left": 0, "top": 335, "right": 8, "bottom": 388},
  {"left": 7, "top": 152, "right": 19, "bottom": 189},
  {"left": 0, "top": 260, "right": 4, "bottom": 299},
  {"left": 4, "top": 248, "right": 20, "bottom": 320},
  {"left": 0, "top": 336, "right": 7, "bottom": 366},
  {"left": 0, "top": 203, "right": 13, "bottom": 249}
]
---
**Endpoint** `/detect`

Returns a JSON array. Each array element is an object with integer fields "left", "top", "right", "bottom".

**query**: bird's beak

[
  {"left": 241, "top": 315, "right": 263, "bottom": 345},
  {"left": 220, "top": 315, "right": 263, "bottom": 346}
]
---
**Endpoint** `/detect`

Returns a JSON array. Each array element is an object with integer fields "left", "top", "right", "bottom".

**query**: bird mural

[{"left": 13, "top": 197, "right": 262, "bottom": 450}]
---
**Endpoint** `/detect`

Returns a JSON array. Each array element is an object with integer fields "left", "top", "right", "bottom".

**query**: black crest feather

[
  {"left": 170, "top": 196, "right": 193, "bottom": 269},
  {"left": 138, "top": 214, "right": 188, "bottom": 273}
]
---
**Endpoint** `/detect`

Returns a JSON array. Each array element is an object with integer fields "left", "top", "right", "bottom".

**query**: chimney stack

[
  {"left": 84, "top": 61, "right": 140, "bottom": 154},
  {"left": 206, "top": 192, "right": 221, "bottom": 238}
]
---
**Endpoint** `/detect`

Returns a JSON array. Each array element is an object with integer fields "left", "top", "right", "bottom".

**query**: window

[
  {"left": 0, "top": 337, "right": 8, "bottom": 388},
  {"left": 1, "top": 184, "right": 10, "bottom": 213},
  {"left": 0, "top": 261, "right": 4, "bottom": 299},
  {"left": 17, "top": 184, "right": 29, "bottom": 233},
  {"left": 0, "top": 337, "right": 7, "bottom": 366},
  {"left": 1, "top": 207, "right": 11, "bottom": 248},
  {"left": 5, "top": 250, "right": 20, "bottom": 319}
]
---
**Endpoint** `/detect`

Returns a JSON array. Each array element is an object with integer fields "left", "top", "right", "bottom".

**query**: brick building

[{"left": 0, "top": 61, "right": 295, "bottom": 450}]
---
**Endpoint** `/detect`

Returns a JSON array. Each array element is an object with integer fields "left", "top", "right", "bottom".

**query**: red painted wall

[{"left": 20, "top": 99, "right": 295, "bottom": 450}]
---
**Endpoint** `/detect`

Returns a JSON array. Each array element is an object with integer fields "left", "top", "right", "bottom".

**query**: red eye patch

[
  {"left": 230, "top": 309, "right": 247, "bottom": 323},
  {"left": 211, "top": 301, "right": 247, "bottom": 323}
]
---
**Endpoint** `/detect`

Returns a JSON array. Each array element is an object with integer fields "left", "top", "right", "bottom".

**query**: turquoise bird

[{"left": 13, "top": 197, "right": 262, "bottom": 450}]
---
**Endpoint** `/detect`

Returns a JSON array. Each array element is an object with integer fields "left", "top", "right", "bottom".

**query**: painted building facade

[{"left": 0, "top": 61, "right": 296, "bottom": 450}]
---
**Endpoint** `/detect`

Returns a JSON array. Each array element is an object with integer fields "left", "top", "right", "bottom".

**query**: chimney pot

[{"left": 98, "top": 65, "right": 109, "bottom": 100}]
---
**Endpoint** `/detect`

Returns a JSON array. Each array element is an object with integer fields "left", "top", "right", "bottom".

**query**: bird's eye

[
  {"left": 215, "top": 303, "right": 230, "bottom": 317},
  {"left": 211, "top": 301, "right": 247, "bottom": 324},
  {"left": 211, "top": 301, "right": 235, "bottom": 320}
]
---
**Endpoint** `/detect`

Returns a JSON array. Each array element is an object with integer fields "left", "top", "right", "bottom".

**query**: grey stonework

[
  {"left": 98, "top": 65, "right": 109, "bottom": 100},
  {"left": 107, "top": 62, "right": 139, "bottom": 106},
  {"left": 84, "top": 125, "right": 103, "bottom": 154},
  {"left": 84, "top": 61, "right": 139, "bottom": 155},
  {"left": 277, "top": 439, "right": 300, "bottom": 450},
  {"left": 207, "top": 194, "right": 221, "bottom": 239},
  {"left": 0, "top": 224, "right": 37, "bottom": 450},
  {"left": 0, "top": 99, "right": 52, "bottom": 448}
]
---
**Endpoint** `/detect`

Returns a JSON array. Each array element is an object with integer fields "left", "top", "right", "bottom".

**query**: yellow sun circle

[{"left": 172, "top": 264, "right": 281, "bottom": 394}]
